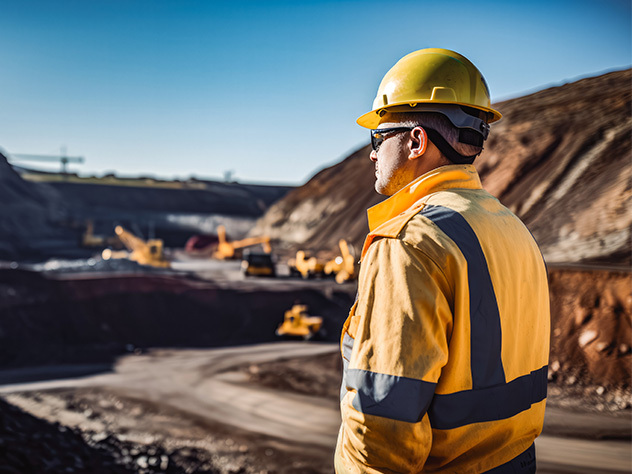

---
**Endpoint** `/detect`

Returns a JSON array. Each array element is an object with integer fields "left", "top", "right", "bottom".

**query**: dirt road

[{"left": 1, "top": 343, "right": 630, "bottom": 473}]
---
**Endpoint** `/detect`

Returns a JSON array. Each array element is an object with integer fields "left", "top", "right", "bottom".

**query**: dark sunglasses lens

[{"left": 371, "top": 131, "right": 383, "bottom": 151}]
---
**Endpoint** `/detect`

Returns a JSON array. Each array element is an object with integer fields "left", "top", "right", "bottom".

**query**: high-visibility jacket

[{"left": 335, "top": 165, "right": 550, "bottom": 473}]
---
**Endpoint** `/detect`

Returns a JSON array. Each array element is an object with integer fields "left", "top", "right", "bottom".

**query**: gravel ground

[
  {"left": 1, "top": 349, "right": 630, "bottom": 474},
  {"left": 1, "top": 387, "right": 334, "bottom": 474}
]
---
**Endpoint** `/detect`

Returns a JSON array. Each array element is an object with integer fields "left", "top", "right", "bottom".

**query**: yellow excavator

[
  {"left": 212, "top": 225, "right": 272, "bottom": 260},
  {"left": 81, "top": 220, "right": 123, "bottom": 249},
  {"left": 102, "top": 226, "right": 170, "bottom": 268},
  {"left": 324, "top": 239, "right": 357, "bottom": 284},
  {"left": 288, "top": 250, "right": 325, "bottom": 279},
  {"left": 275, "top": 304, "right": 323, "bottom": 340}
]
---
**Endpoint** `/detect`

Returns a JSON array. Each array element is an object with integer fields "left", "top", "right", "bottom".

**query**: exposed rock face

[
  {"left": 477, "top": 69, "right": 631, "bottom": 266},
  {"left": 251, "top": 69, "right": 632, "bottom": 266}
]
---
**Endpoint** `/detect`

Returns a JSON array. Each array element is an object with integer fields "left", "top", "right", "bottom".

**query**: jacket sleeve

[{"left": 336, "top": 237, "right": 453, "bottom": 473}]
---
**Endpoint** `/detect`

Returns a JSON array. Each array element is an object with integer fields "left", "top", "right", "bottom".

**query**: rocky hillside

[
  {"left": 251, "top": 68, "right": 632, "bottom": 267},
  {"left": 0, "top": 154, "right": 71, "bottom": 259}
]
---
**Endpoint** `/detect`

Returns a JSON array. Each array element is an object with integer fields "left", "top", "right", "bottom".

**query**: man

[{"left": 335, "top": 48, "right": 550, "bottom": 473}]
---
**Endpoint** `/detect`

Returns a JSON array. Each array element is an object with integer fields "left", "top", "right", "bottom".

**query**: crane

[{"left": 8, "top": 148, "right": 84, "bottom": 174}]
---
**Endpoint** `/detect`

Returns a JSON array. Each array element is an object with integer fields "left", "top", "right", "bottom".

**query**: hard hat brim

[{"left": 356, "top": 101, "right": 502, "bottom": 129}]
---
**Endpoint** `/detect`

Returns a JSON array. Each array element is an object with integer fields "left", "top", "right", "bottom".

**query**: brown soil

[
  {"left": 547, "top": 267, "right": 632, "bottom": 390},
  {"left": 243, "top": 352, "right": 343, "bottom": 401}
]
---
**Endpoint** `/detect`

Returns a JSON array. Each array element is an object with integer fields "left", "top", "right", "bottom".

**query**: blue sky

[{"left": 0, "top": 0, "right": 630, "bottom": 184}]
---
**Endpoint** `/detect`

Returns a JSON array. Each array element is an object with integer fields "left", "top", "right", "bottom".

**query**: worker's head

[{"left": 358, "top": 48, "right": 501, "bottom": 195}]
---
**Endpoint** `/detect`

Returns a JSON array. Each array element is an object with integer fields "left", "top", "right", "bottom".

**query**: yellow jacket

[{"left": 335, "top": 165, "right": 550, "bottom": 473}]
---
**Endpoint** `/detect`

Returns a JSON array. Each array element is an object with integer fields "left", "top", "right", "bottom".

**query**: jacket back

[{"left": 336, "top": 165, "right": 550, "bottom": 473}]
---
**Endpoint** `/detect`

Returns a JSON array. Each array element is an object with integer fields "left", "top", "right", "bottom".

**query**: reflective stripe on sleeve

[
  {"left": 340, "top": 332, "right": 354, "bottom": 401},
  {"left": 428, "top": 366, "right": 548, "bottom": 430},
  {"left": 420, "top": 204, "right": 506, "bottom": 389},
  {"left": 342, "top": 332, "right": 354, "bottom": 362},
  {"left": 346, "top": 368, "right": 437, "bottom": 423}
]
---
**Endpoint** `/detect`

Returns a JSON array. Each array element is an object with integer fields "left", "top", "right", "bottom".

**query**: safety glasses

[{"left": 370, "top": 127, "right": 414, "bottom": 151}]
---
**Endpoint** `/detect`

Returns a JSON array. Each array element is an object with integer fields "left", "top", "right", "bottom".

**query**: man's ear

[{"left": 408, "top": 127, "right": 427, "bottom": 160}]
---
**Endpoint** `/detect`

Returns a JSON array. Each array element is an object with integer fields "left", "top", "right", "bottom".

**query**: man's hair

[{"left": 395, "top": 112, "right": 484, "bottom": 162}]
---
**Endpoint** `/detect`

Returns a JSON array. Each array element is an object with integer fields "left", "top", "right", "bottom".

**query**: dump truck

[
  {"left": 324, "top": 239, "right": 356, "bottom": 284},
  {"left": 275, "top": 304, "right": 323, "bottom": 340},
  {"left": 241, "top": 250, "right": 276, "bottom": 277},
  {"left": 102, "top": 225, "right": 170, "bottom": 268}
]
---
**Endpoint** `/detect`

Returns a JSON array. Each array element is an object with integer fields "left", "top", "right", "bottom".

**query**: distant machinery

[
  {"left": 288, "top": 250, "right": 325, "bottom": 279},
  {"left": 213, "top": 225, "right": 272, "bottom": 259},
  {"left": 186, "top": 225, "right": 272, "bottom": 260},
  {"left": 288, "top": 240, "right": 356, "bottom": 282},
  {"left": 324, "top": 239, "right": 357, "bottom": 284},
  {"left": 102, "top": 225, "right": 170, "bottom": 268},
  {"left": 81, "top": 220, "right": 124, "bottom": 250},
  {"left": 275, "top": 304, "right": 323, "bottom": 340},
  {"left": 241, "top": 250, "right": 276, "bottom": 277}
]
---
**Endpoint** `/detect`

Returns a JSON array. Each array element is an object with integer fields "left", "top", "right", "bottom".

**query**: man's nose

[{"left": 370, "top": 149, "right": 377, "bottom": 162}]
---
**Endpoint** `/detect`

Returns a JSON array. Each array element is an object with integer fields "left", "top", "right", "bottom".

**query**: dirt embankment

[
  {"left": 0, "top": 268, "right": 355, "bottom": 369},
  {"left": 547, "top": 267, "right": 631, "bottom": 391}
]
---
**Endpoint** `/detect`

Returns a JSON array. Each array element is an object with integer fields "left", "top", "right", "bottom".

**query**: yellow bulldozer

[
  {"left": 324, "top": 239, "right": 357, "bottom": 284},
  {"left": 212, "top": 225, "right": 272, "bottom": 260},
  {"left": 102, "top": 225, "right": 170, "bottom": 268},
  {"left": 275, "top": 304, "right": 323, "bottom": 340}
]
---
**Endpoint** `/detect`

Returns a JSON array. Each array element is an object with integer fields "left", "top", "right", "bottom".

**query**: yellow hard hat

[{"left": 357, "top": 48, "right": 502, "bottom": 132}]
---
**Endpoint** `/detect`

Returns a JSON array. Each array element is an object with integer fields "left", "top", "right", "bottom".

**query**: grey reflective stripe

[
  {"left": 346, "top": 368, "right": 437, "bottom": 423},
  {"left": 420, "top": 204, "right": 505, "bottom": 388},
  {"left": 428, "top": 366, "right": 548, "bottom": 430},
  {"left": 340, "top": 333, "right": 354, "bottom": 402},
  {"left": 340, "top": 356, "right": 350, "bottom": 402},
  {"left": 342, "top": 332, "right": 354, "bottom": 362}
]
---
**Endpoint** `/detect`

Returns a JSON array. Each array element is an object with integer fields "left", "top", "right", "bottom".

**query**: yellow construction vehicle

[
  {"left": 275, "top": 304, "right": 323, "bottom": 340},
  {"left": 81, "top": 220, "right": 124, "bottom": 249},
  {"left": 102, "top": 225, "right": 170, "bottom": 268},
  {"left": 324, "top": 239, "right": 357, "bottom": 284},
  {"left": 288, "top": 250, "right": 325, "bottom": 279},
  {"left": 212, "top": 225, "right": 272, "bottom": 260},
  {"left": 241, "top": 251, "right": 276, "bottom": 277}
]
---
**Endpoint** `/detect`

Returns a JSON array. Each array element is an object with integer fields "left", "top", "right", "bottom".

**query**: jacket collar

[{"left": 362, "top": 164, "right": 482, "bottom": 259}]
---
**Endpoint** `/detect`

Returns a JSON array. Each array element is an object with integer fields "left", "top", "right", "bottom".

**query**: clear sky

[{"left": 1, "top": 0, "right": 630, "bottom": 184}]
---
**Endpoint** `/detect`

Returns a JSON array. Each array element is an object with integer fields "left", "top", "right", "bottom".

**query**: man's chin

[{"left": 374, "top": 182, "right": 392, "bottom": 196}]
